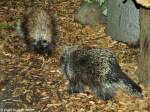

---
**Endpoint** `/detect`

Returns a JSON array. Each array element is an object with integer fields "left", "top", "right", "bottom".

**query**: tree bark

[{"left": 138, "top": 8, "right": 150, "bottom": 87}]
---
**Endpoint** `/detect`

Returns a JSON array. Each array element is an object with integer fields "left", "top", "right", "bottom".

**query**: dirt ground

[{"left": 0, "top": 0, "right": 149, "bottom": 112}]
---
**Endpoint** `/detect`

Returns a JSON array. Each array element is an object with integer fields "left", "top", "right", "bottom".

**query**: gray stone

[
  {"left": 74, "top": 2, "right": 106, "bottom": 26},
  {"left": 107, "top": 0, "right": 140, "bottom": 46}
]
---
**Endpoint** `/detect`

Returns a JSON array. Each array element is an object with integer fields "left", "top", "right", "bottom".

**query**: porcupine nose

[
  {"left": 35, "top": 40, "right": 48, "bottom": 51},
  {"left": 29, "top": 39, "right": 51, "bottom": 55},
  {"left": 40, "top": 40, "right": 53, "bottom": 56}
]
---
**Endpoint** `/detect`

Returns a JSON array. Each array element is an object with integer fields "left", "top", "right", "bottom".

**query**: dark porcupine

[
  {"left": 16, "top": 6, "right": 57, "bottom": 56},
  {"left": 60, "top": 46, "right": 143, "bottom": 100}
]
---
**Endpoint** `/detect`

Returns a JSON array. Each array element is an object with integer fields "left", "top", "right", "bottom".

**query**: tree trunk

[{"left": 138, "top": 8, "right": 150, "bottom": 87}]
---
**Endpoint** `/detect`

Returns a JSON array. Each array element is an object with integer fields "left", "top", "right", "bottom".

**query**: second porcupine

[
  {"left": 17, "top": 6, "right": 57, "bottom": 56},
  {"left": 60, "top": 46, "right": 143, "bottom": 100}
]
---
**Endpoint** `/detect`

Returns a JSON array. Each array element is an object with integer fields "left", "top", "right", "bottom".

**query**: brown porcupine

[
  {"left": 16, "top": 6, "right": 57, "bottom": 56},
  {"left": 60, "top": 46, "right": 143, "bottom": 100}
]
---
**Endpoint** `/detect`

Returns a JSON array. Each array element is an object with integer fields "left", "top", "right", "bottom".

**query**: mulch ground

[{"left": 0, "top": 0, "right": 149, "bottom": 112}]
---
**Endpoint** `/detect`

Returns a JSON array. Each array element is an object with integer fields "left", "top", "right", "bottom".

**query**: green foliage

[
  {"left": 85, "top": 0, "right": 105, "bottom": 6},
  {"left": 0, "top": 22, "right": 14, "bottom": 30}
]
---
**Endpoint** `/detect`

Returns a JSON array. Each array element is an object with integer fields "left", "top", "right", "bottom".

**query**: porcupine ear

[
  {"left": 59, "top": 46, "right": 70, "bottom": 65},
  {"left": 16, "top": 19, "right": 25, "bottom": 39},
  {"left": 16, "top": 0, "right": 33, "bottom": 41},
  {"left": 23, "top": 0, "right": 36, "bottom": 8},
  {"left": 76, "top": 55, "right": 90, "bottom": 67}
]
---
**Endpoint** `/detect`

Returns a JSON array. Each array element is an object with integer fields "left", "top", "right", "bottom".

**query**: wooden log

[{"left": 138, "top": 8, "right": 150, "bottom": 87}]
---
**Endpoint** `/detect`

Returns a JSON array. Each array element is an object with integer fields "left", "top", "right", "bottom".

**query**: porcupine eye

[
  {"left": 42, "top": 40, "right": 48, "bottom": 43},
  {"left": 41, "top": 40, "right": 48, "bottom": 47},
  {"left": 42, "top": 40, "right": 46, "bottom": 43},
  {"left": 60, "top": 56, "right": 65, "bottom": 65}
]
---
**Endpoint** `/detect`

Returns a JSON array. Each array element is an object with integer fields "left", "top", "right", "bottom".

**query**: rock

[
  {"left": 74, "top": 2, "right": 106, "bottom": 26},
  {"left": 107, "top": 0, "right": 140, "bottom": 46}
]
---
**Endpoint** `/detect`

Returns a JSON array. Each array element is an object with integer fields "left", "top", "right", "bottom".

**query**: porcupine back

[{"left": 60, "top": 46, "right": 143, "bottom": 99}]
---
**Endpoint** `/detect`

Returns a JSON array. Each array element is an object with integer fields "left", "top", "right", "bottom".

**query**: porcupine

[
  {"left": 60, "top": 46, "right": 143, "bottom": 100},
  {"left": 16, "top": 3, "right": 57, "bottom": 56}
]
